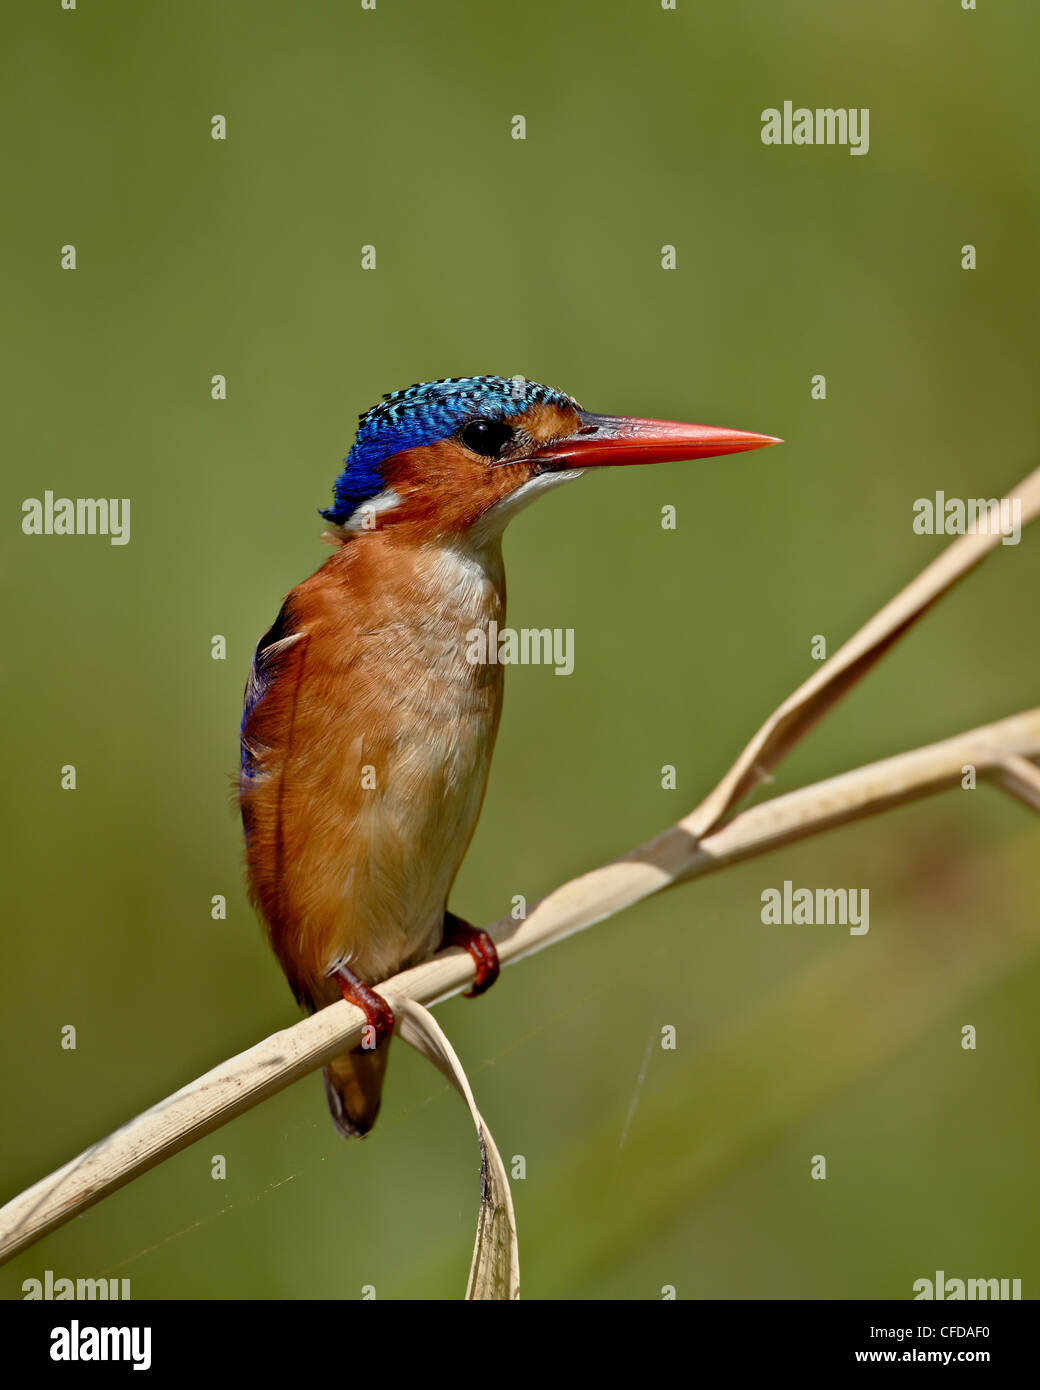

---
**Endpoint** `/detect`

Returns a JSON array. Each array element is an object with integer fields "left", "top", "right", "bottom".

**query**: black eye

[{"left": 461, "top": 418, "right": 514, "bottom": 458}]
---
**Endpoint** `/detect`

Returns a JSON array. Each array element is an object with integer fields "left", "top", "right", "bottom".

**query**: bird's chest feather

[
  {"left": 256, "top": 539, "right": 506, "bottom": 994},
  {"left": 367, "top": 546, "right": 505, "bottom": 861}
]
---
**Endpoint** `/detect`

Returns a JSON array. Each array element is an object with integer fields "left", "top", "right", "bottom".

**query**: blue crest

[{"left": 320, "top": 374, "right": 580, "bottom": 524}]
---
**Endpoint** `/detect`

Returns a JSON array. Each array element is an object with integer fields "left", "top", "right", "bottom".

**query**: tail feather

[{"left": 323, "top": 1040, "right": 391, "bottom": 1138}]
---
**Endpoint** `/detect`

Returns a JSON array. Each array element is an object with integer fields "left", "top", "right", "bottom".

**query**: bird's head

[{"left": 321, "top": 375, "right": 779, "bottom": 544}]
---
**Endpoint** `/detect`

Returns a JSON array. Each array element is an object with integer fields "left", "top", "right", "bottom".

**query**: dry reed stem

[{"left": 1, "top": 467, "right": 1037, "bottom": 1268}]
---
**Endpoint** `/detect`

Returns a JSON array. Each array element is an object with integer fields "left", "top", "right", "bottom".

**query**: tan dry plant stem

[
  {"left": 391, "top": 998, "right": 519, "bottom": 1300},
  {"left": 0, "top": 466, "right": 1037, "bottom": 1275},
  {"left": 686, "top": 469, "right": 1040, "bottom": 837},
  {"left": 1, "top": 711, "right": 1037, "bottom": 1269}
]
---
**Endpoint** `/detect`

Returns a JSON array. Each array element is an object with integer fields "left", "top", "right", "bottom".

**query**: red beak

[{"left": 525, "top": 411, "right": 782, "bottom": 469}]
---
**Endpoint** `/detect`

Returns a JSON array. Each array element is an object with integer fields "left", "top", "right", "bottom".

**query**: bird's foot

[
  {"left": 332, "top": 965, "right": 395, "bottom": 1051},
  {"left": 442, "top": 912, "right": 500, "bottom": 997}
]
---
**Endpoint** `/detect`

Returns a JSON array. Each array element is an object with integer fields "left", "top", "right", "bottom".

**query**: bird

[{"left": 239, "top": 374, "right": 779, "bottom": 1137}]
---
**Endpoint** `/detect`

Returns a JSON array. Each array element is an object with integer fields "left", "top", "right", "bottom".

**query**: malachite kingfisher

[{"left": 239, "top": 374, "right": 779, "bottom": 1137}]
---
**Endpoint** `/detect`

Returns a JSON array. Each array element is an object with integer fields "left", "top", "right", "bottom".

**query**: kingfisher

[{"left": 239, "top": 374, "right": 779, "bottom": 1137}]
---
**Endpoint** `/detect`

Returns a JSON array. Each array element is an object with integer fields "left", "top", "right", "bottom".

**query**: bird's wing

[{"left": 239, "top": 602, "right": 307, "bottom": 781}]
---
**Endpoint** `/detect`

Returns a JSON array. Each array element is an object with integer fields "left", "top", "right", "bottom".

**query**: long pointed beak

[{"left": 524, "top": 411, "right": 782, "bottom": 470}]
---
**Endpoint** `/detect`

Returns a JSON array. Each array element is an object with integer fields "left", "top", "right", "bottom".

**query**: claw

[
  {"left": 333, "top": 964, "right": 395, "bottom": 1049},
  {"left": 441, "top": 912, "right": 501, "bottom": 997}
]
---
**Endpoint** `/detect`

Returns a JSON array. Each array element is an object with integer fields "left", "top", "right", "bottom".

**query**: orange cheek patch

[
  {"left": 509, "top": 402, "right": 582, "bottom": 447},
  {"left": 379, "top": 441, "right": 523, "bottom": 537},
  {"left": 370, "top": 405, "right": 583, "bottom": 540}
]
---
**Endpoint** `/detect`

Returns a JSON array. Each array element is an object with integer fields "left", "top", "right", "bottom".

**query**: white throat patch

[{"left": 470, "top": 469, "right": 584, "bottom": 547}]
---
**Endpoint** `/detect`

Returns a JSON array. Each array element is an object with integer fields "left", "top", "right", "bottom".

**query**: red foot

[
  {"left": 332, "top": 965, "right": 395, "bottom": 1051},
  {"left": 442, "top": 913, "right": 500, "bottom": 997}
]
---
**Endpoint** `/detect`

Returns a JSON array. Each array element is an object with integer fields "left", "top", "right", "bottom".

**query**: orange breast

[{"left": 240, "top": 532, "right": 506, "bottom": 1009}]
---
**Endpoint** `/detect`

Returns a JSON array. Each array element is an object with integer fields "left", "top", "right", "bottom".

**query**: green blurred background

[{"left": 2, "top": 0, "right": 1039, "bottom": 1300}]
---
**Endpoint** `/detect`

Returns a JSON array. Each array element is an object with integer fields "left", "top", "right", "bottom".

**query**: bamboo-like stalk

[
  {"left": 1, "top": 466, "right": 1038, "bottom": 1268},
  {"left": 996, "top": 754, "right": 1040, "bottom": 812},
  {"left": 0, "top": 709, "right": 1037, "bottom": 1266}
]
